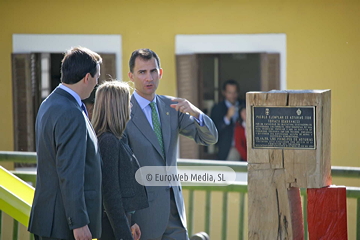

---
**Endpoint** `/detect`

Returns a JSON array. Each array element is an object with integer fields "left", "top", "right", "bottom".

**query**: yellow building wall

[
  {"left": 0, "top": 0, "right": 359, "bottom": 167},
  {"left": 0, "top": 1, "right": 359, "bottom": 239}
]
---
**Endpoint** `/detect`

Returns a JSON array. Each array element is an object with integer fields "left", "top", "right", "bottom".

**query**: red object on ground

[{"left": 307, "top": 185, "right": 348, "bottom": 240}]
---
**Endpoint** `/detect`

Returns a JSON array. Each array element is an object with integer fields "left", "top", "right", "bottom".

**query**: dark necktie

[
  {"left": 149, "top": 102, "right": 164, "bottom": 157},
  {"left": 81, "top": 103, "right": 88, "bottom": 117}
]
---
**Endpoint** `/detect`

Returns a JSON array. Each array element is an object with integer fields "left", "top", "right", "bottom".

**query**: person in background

[
  {"left": 92, "top": 80, "right": 149, "bottom": 240},
  {"left": 125, "top": 48, "right": 218, "bottom": 240},
  {"left": 28, "top": 46, "right": 102, "bottom": 240},
  {"left": 210, "top": 79, "right": 245, "bottom": 160},
  {"left": 234, "top": 105, "right": 247, "bottom": 161}
]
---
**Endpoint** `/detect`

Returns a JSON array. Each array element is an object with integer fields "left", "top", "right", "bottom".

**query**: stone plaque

[{"left": 252, "top": 106, "right": 316, "bottom": 149}]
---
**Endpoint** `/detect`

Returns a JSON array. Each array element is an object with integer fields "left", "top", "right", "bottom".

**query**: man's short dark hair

[
  {"left": 222, "top": 79, "right": 239, "bottom": 91},
  {"left": 61, "top": 47, "right": 102, "bottom": 84},
  {"left": 129, "top": 48, "right": 161, "bottom": 73}
]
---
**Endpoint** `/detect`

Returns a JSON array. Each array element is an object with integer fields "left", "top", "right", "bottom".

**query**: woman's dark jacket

[{"left": 98, "top": 132, "right": 148, "bottom": 240}]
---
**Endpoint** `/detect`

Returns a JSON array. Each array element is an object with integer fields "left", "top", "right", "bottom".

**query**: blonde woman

[{"left": 92, "top": 80, "right": 148, "bottom": 240}]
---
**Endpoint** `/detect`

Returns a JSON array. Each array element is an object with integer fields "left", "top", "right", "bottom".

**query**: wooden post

[{"left": 246, "top": 90, "right": 332, "bottom": 240}]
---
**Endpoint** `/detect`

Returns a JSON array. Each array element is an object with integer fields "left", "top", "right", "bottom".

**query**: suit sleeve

[
  {"left": 54, "top": 108, "right": 89, "bottom": 230},
  {"left": 99, "top": 134, "right": 133, "bottom": 240},
  {"left": 178, "top": 109, "right": 218, "bottom": 146}
]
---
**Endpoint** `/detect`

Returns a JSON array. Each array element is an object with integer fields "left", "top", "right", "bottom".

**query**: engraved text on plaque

[{"left": 252, "top": 107, "right": 316, "bottom": 149}]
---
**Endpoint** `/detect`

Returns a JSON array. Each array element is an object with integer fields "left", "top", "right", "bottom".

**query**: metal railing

[
  {"left": 178, "top": 160, "right": 360, "bottom": 239},
  {"left": 0, "top": 151, "right": 359, "bottom": 240}
]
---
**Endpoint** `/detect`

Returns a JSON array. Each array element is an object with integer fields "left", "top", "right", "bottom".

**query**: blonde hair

[{"left": 92, "top": 80, "right": 131, "bottom": 138}]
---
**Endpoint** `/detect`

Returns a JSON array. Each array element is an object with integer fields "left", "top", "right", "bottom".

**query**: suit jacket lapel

[
  {"left": 156, "top": 96, "right": 171, "bottom": 160},
  {"left": 130, "top": 95, "right": 164, "bottom": 159}
]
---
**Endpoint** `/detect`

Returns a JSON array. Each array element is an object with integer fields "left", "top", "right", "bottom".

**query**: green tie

[{"left": 149, "top": 102, "right": 164, "bottom": 156}]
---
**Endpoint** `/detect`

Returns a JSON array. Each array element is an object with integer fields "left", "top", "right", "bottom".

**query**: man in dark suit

[
  {"left": 28, "top": 47, "right": 103, "bottom": 240},
  {"left": 210, "top": 79, "right": 244, "bottom": 160},
  {"left": 125, "top": 49, "right": 218, "bottom": 240}
]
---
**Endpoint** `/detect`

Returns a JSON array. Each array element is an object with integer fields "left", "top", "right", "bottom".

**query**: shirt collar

[
  {"left": 58, "top": 84, "right": 83, "bottom": 107},
  {"left": 225, "top": 99, "right": 239, "bottom": 108},
  {"left": 133, "top": 90, "right": 157, "bottom": 110}
]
